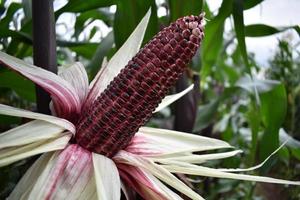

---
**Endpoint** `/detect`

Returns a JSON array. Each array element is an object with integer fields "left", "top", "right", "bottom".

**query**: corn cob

[{"left": 75, "top": 13, "right": 205, "bottom": 157}]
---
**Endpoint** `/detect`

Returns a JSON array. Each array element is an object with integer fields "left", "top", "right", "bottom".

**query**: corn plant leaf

[
  {"left": 55, "top": 0, "right": 115, "bottom": 16},
  {"left": 113, "top": 1, "right": 157, "bottom": 49},
  {"left": 236, "top": 75, "right": 280, "bottom": 104},
  {"left": 58, "top": 41, "right": 98, "bottom": 59},
  {"left": 74, "top": 10, "right": 114, "bottom": 38},
  {"left": 259, "top": 84, "right": 287, "bottom": 160},
  {"left": 0, "top": 70, "right": 36, "bottom": 102},
  {"left": 245, "top": 24, "right": 300, "bottom": 37},
  {"left": 169, "top": 0, "right": 203, "bottom": 21},
  {"left": 245, "top": 24, "right": 281, "bottom": 37},
  {"left": 0, "top": 3, "right": 22, "bottom": 33},
  {"left": 193, "top": 98, "right": 219, "bottom": 132},
  {"left": 233, "top": 0, "right": 249, "bottom": 70},
  {"left": 87, "top": 31, "right": 114, "bottom": 79},
  {"left": 244, "top": 0, "right": 264, "bottom": 10},
  {"left": 201, "top": 0, "right": 232, "bottom": 78},
  {"left": 236, "top": 75, "right": 280, "bottom": 94},
  {"left": 246, "top": 101, "right": 261, "bottom": 164},
  {"left": 93, "top": 153, "right": 121, "bottom": 200},
  {"left": 294, "top": 25, "right": 300, "bottom": 36}
]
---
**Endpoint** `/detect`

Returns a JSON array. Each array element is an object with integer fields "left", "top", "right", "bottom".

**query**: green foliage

[
  {"left": 233, "top": 0, "right": 249, "bottom": 70},
  {"left": 260, "top": 84, "right": 287, "bottom": 160},
  {"left": 1, "top": 0, "right": 300, "bottom": 199},
  {"left": 114, "top": 0, "right": 157, "bottom": 48},
  {"left": 56, "top": 0, "right": 115, "bottom": 15},
  {"left": 0, "top": 70, "right": 36, "bottom": 102},
  {"left": 169, "top": 0, "right": 203, "bottom": 21},
  {"left": 201, "top": 0, "right": 232, "bottom": 78}
]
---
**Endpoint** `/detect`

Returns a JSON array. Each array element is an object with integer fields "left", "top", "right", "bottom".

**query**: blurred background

[{"left": 0, "top": 0, "right": 299, "bottom": 199}]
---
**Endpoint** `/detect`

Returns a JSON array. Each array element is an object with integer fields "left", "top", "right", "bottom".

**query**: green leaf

[
  {"left": 236, "top": 75, "right": 280, "bottom": 94},
  {"left": 113, "top": 0, "right": 157, "bottom": 49},
  {"left": 0, "top": 3, "right": 33, "bottom": 57},
  {"left": 22, "top": 0, "right": 32, "bottom": 22},
  {"left": 88, "top": 27, "right": 98, "bottom": 40},
  {"left": 0, "top": 3, "right": 22, "bottom": 29},
  {"left": 169, "top": 0, "right": 203, "bottom": 21},
  {"left": 244, "top": 0, "right": 264, "bottom": 10},
  {"left": 0, "top": 3, "right": 30, "bottom": 53},
  {"left": 245, "top": 24, "right": 280, "bottom": 37},
  {"left": 202, "top": 1, "right": 212, "bottom": 19},
  {"left": 0, "top": 30, "right": 32, "bottom": 43},
  {"left": 0, "top": 115, "right": 21, "bottom": 126},
  {"left": 261, "top": 84, "right": 287, "bottom": 132},
  {"left": 194, "top": 99, "right": 219, "bottom": 132},
  {"left": 259, "top": 84, "right": 287, "bottom": 160},
  {"left": 74, "top": 9, "right": 114, "bottom": 38},
  {"left": 245, "top": 24, "right": 300, "bottom": 37},
  {"left": 56, "top": 0, "right": 115, "bottom": 16},
  {"left": 278, "top": 146, "right": 290, "bottom": 166},
  {"left": 246, "top": 101, "right": 261, "bottom": 164},
  {"left": 294, "top": 25, "right": 300, "bottom": 36},
  {"left": 232, "top": 0, "right": 249, "bottom": 70},
  {"left": 219, "top": 63, "right": 240, "bottom": 85},
  {"left": 61, "top": 42, "right": 98, "bottom": 59},
  {"left": 291, "top": 148, "right": 300, "bottom": 161},
  {"left": 87, "top": 31, "right": 114, "bottom": 78},
  {"left": 201, "top": 0, "right": 233, "bottom": 78},
  {"left": 0, "top": 71, "right": 36, "bottom": 102},
  {"left": 5, "top": 26, "right": 33, "bottom": 57}
]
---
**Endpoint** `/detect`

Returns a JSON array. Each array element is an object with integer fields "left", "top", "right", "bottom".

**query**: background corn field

[{"left": 0, "top": 0, "right": 300, "bottom": 199}]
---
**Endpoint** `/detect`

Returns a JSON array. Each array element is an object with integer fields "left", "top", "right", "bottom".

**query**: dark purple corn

[{"left": 75, "top": 13, "right": 205, "bottom": 157}]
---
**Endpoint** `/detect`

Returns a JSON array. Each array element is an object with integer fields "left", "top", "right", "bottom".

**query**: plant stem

[
  {"left": 32, "top": 0, "right": 57, "bottom": 114},
  {"left": 174, "top": 73, "right": 200, "bottom": 132}
]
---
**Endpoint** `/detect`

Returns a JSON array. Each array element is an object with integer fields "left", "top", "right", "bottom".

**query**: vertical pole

[{"left": 32, "top": 0, "right": 57, "bottom": 114}]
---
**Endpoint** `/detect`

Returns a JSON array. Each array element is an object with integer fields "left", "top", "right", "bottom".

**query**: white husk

[
  {"left": 92, "top": 153, "right": 121, "bottom": 200},
  {"left": 0, "top": 133, "right": 71, "bottom": 167},
  {"left": 0, "top": 120, "right": 65, "bottom": 149},
  {"left": 137, "top": 127, "right": 232, "bottom": 156},
  {"left": 58, "top": 62, "right": 89, "bottom": 105},
  {"left": 0, "top": 104, "right": 75, "bottom": 133},
  {"left": 154, "top": 84, "right": 194, "bottom": 113},
  {"left": 0, "top": 51, "right": 81, "bottom": 114}
]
